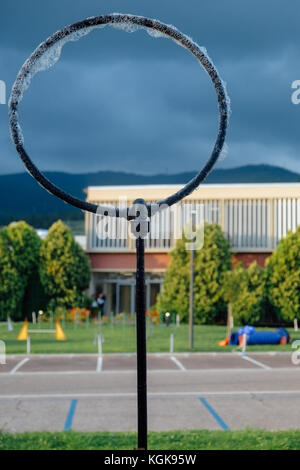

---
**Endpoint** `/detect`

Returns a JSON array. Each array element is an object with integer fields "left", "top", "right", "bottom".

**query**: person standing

[{"left": 97, "top": 292, "right": 106, "bottom": 317}]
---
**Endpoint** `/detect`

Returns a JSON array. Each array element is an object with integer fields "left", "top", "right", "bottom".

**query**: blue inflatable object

[
  {"left": 238, "top": 326, "right": 256, "bottom": 336},
  {"left": 229, "top": 326, "right": 290, "bottom": 346},
  {"left": 229, "top": 332, "right": 239, "bottom": 345}
]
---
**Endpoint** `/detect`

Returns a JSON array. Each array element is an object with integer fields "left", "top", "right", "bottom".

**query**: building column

[
  {"left": 220, "top": 199, "right": 225, "bottom": 232},
  {"left": 88, "top": 272, "right": 96, "bottom": 296},
  {"left": 269, "top": 198, "right": 275, "bottom": 250},
  {"left": 173, "top": 203, "right": 180, "bottom": 243},
  {"left": 116, "top": 283, "right": 120, "bottom": 315}
]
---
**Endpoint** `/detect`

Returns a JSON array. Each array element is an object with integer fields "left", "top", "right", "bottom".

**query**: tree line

[
  {"left": 1, "top": 219, "right": 299, "bottom": 324},
  {"left": 0, "top": 220, "right": 91, "bottom": 321},
  {"left": 157, "top": 224, "right": 300, "bottom": 325}
]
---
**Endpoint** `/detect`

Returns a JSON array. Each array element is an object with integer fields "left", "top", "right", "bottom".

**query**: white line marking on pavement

[
  {"left": 1, "top": 390, "right": 300, "bottom": 400},
  {"left": 241, "top": 354, "right": 271, "bottom": 370},
  {"left": 1, "top": 367, "right": 299, "bottom": 377},
  {"left": 4, "top": 351, "right": 293, "bottom": 359},
  {"left": 10, "top": 358, "right": 29, "bottom": 374},
  {"left": 170, "top": 356, "right": 186, "bottom": 371},
  {"left": 96, "top": 356, "right": 103, "bottom": 372}
]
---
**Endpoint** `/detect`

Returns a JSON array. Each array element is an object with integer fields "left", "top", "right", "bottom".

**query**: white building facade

[{"left": 84, "top": 183, "right": 300, "bottom": 314}]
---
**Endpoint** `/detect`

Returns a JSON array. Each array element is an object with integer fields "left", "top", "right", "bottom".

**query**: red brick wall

[
  {"left": 232, "top": 252, "right": 271, "bottom": 268},
  {"left": 89, "top": 252, "right": 171, "bottom": 271},
  {"left": 89, "top": 251, "right": 271, "bottom": 272}
]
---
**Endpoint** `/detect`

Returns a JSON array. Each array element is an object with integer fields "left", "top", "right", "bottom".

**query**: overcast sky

[{"left": 0, "top": 0, "right": 299, "bottom": 175}]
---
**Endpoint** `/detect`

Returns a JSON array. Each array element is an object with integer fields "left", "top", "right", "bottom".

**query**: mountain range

[{"left": 0, "top": 164, "right": 299, "bottom": 225}]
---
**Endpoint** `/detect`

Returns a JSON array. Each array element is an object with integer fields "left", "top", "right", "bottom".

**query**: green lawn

[
  {"left": 0, "top": 429, "right": 299, "bottom": 450},
  {"left": 0, "top": 322, "right": 298, "bottom": 354}
]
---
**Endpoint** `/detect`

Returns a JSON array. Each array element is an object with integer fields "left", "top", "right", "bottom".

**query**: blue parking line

[
  {"left": 64, "top": 399, "right": 77, "bottom": 430},
  {"left": 199, "top": 397, "right": 229, "bottom": 430}
]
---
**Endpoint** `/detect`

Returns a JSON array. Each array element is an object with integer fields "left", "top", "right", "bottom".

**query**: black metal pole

[
  {"left": 9, "top": 15, "right": 229, "bottom": 452},
  {"left": 133, "top": 199, "right": 148, "bottom": 450}
]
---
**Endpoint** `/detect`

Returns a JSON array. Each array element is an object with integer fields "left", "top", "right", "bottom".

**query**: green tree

[
  {"left": 157, "top": 233, "right": 190, "bottom": 321},
  {"left": 0, "top": 230, "right": 23, "bottom": 321},
  {"left": 5, "top": 222, "right": 41, "bottom": 279},
  {"left": 158, "top": 223, "right": 232, "bottom": 324},
  {"left": 224, "top": 261, "right": 266, "bottom": 325},
  {"left": 193, "top": 223, "right": 232, "bottom": 324},
  {"left": 40, "top": 220, "right": 91, "bottom": 310},
  {"left": 22, "top": 269, "right": 48, "bottom": 319},
  {"left": 0, "top": 221, "right": 41, "bottom": 320},
  {"left": 266, "top": 226, "right": 300, "bottom": 321}
]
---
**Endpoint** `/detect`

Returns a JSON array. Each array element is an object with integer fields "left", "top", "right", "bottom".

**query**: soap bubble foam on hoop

[
  {"left": 9, "top": 13, "right": 230, "bottom": 219},
  {"left": 8, "top": 13, "right": 230, "bottom": 452}
]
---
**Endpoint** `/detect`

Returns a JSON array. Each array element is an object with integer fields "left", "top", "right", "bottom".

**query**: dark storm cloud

[{"left": 0, "top": 0, "right": 299, "bottom": 174}]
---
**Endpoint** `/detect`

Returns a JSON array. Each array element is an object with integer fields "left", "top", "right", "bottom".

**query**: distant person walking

[
  {"left": 91, "top": 293, "right": 99, "bottom": 319},
  {"left": 97, "top": 292, "right": 106, "bottom": 317}
]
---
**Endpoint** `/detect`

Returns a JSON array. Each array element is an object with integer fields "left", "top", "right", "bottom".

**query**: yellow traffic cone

[
  {"left": 55, "top": 320, "right": 66, "bottom": 341},
  {"left": 17, "top": 320, "right": 28, "bottom": 341}
]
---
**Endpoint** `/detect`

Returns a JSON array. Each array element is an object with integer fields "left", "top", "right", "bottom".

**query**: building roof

[{"left": 86, "top": 182, "right": 300, "bottom": 202}]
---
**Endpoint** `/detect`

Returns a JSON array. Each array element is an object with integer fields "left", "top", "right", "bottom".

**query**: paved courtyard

[{"left": 0, "top": 352, "right": 299, "bottom": 433}]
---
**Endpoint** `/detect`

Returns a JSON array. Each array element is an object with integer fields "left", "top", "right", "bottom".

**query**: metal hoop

[{"left": 9, "top": 13, "right": 229, "bottom": 220}]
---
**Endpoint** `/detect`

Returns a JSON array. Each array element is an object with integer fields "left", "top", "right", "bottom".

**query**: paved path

[{"left": 0, "top": 353, "right": 299, "bottom": 433}]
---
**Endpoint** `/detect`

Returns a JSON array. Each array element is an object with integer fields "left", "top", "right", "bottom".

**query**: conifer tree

[
  {"left": 266, "top": 226, "right": 300, "bottom": 321},
  {"left": 158, "top": 224, "right": 232, "bottom": 324},
  {"left": 157, "top": 233, "right": 190, "bottom": 321},
  {"left": 40, "top": 220, "right": 91, "bottom": 310},
  {"left": 0, "top": 221, "right": 41, "bottom": 320},
  {"left": 224, "top": 261, "right": 266, "bottom": 325},
  {"left": 193, "top": 223, "right": 232, "bottom": 323}
]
